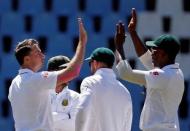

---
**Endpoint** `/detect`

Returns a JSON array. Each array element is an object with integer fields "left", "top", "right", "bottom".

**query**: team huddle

[{"left": 8, "top": 8, "right": 184, "bottom": 131}]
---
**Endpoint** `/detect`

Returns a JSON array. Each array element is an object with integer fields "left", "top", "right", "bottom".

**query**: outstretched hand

[
  {"left": 114, "top": 21, "right": 126, "bottom": 60},
  {"left": 115, "top": 21, "right": 126, "bottom": 49},
  {"left": 78, "top": 18, "right": 87, "bottom": 45},
  {"left": 128, "top": 8, "right": 137, "bottom": 33}
]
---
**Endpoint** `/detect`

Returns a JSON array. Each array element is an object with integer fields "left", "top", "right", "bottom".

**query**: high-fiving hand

[
  {"left": 115, "top": 21, "right": 126, "bottom": 49},
  {"left": 128, "top": 8, "right": 137, "bottom": 33},
  {"left": 114, "top": 21, "right": 126, "bottom": 60},
  {"left": 78, "top": 18, "right": 87, "bottom": 46}
]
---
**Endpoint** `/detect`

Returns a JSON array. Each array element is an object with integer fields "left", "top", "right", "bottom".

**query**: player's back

[{"left": 79, "top": 68, "right": 132, "bottom": 131}]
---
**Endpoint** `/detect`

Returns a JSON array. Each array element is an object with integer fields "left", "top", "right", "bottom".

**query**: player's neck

[{"left": 21, "top": 64, "right": 38, "bottom": 72}]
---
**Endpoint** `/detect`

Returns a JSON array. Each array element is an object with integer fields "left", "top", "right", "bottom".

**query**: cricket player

[
  {"left": 75, "top": 47, "right": 133, "bottom": 131},
  {"left": 8, "top": 18, "right": 87, "bottom": 131},
  {"left": 47, "top": 55, "right": 80, "bottom": 131},
  {"left": 115, "top": 8, "right": 184, "bottom": 131}
]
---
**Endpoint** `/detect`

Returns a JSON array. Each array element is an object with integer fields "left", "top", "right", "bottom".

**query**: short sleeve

[{"left": 28, "top": 71, "right": 58, "bottom": 90}]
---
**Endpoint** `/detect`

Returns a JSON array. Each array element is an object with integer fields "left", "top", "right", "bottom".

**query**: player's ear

[
  {"left": 93, "top": 60, "right": 98, "bottom": 66},
  {"left": 24, "top": 56, "right": 30, "bottom": 63}
]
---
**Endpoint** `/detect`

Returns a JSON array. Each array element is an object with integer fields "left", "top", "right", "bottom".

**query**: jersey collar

[
  {"left": 95, "top": 68, "right": 116, "bottom": 78},
  {"left": 162, "top": 63, "right": 179, "bottom": 70},
  {"left": 18, "top": 68, "right": 34, "bottom": 75}
]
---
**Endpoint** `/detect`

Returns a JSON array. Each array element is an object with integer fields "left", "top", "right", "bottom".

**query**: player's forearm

[
  {"left": 116, "top": 45, "right": 126, "bottom": 60},
  {"left": 68, "top": 40, "right": 86, "bottom": 76},
  {"left": 57, "top": 41, "right": 86, "bottom": 86},
  {"left": 129, "top": 31, "right": 148, "bottom": 57}
]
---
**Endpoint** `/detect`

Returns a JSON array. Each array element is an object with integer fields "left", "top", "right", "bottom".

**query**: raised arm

[
  {"left": 114, "top": 21, "right": 126, "bottom": 61},
  {"left": 114, "top": 13, "right": 147, "bottom": 86},
  {"left": 56, "top": 18, "right": 87, "bottom": 87},
  {"left": 128, "top": 8, "right": 148, "bottom": 57}
]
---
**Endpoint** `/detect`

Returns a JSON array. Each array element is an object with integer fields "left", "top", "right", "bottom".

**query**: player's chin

[
  {"left": 152, "top": 62, "right": 159, "bottom": 68},
  {"left": 41, "top": 58, "right": 45, "bottom": 63},
  {"left": 41, "top": 59, "right": 45, "bottom": 66},
  {"left": 152, "top": 58, "right": 156, "bottom": 64},
  {"left": 38, "top": 62, "right": 44, "bottom": 70}
]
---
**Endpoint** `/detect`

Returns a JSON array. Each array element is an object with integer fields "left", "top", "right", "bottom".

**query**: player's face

[
  {"left": 150, "top": 47, "right": 166, "bottom": 68},
  {"left": 28, "top": 44, "right": 45, "bottom": 71}
]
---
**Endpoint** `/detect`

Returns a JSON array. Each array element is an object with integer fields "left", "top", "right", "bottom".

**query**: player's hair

[
  {"left": 101, "top": 61, "right": 114, "bottom": 68},
  {"left": 15, "top": 39, "right": 39, "bottom": 65}
]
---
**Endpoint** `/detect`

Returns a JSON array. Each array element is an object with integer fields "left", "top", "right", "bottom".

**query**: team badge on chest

[{"left": 62, "top": 99, "right": 68, "bottom": 106}]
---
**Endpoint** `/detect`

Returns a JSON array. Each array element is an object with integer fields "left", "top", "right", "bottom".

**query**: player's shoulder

[
  {"left": 84, "top": 73, "right": 102, "bottom": 81},
  {"left": 148, "top": 68, "right": 171, "bottom": 81},
  {"left": 68, "top": 89, "right": 79, "bottom": 96},
  {"left": 82, "top": 74, "right": 101, "bottom": 86},
  {"left": 149, "top": 68, "right": 165, "bottom": 75},
  {"left": 80, "top": 75, "right": 102, "bottom": 93}
]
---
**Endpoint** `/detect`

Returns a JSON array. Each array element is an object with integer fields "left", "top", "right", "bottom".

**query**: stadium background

[{"left": 0, "top": 0, "right": 189, "bottom": 130}]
